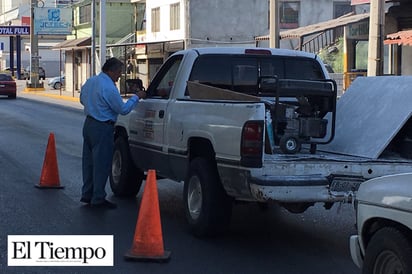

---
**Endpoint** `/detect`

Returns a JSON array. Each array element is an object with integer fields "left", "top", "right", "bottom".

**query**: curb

[
  {"left": 22, "top": 90, "right": 80, "bottom": 102},
  {"left": 24, "top": 87, "right": 46, "bottom": 92}
]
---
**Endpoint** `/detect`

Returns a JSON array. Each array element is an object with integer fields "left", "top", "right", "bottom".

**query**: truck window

[
  {"left": 188, "top": 54, "right": 325, "bottom": 97},
  {"left": 260, "top": 58, "right": 285, "bottom": 79},
  {"left": 189, "top": 55, "right": 232, "bottom": 90},
  {"left": 146, "top": 54, "right": 183, "bottom": 98},
  {"left": 285, "top": 58, "right": 325, "bottom": 80},
  {"left": 232, "top": 58, "right": 258, "bottom": 95},
  {"left": 260, "top": 57, "right": 323, "bottom": 80}
]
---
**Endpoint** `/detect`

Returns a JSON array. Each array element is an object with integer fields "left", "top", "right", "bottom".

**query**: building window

[
  {"left": 333, "top": 2, "right": 353, "bottom": 39},
  {"left": 170, "top": 3, "right": 180, "bottom": 30},
  {"left": 280, "top": 1, "right": 299, "bottom": 29},
  {"left": 151, "top": 7, "right": 160, "bottom": 32},
  {"left": 79, "top": 4, "right": 91, "bottom": 24},
  {"left": 334, "top": 2, "right": 353, "bottom": 18}
]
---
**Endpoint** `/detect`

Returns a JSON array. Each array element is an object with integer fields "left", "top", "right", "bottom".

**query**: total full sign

[{"left": 0, "top": 26, "right": 30, "bottom": 36}]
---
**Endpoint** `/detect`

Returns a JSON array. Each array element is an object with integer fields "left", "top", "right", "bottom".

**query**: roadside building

[
  {"left": 54, "top": 0, "right": 355, "bottom": 92},
  {"left": 49, "top": 0, "right": 412, "bottom": 95},
  {"left": 0, "top": 0, "right": 69, "bottom": 79},
  {"left": 256, "top": 0, "right": 412, "bottom": 91},
  {"left": 132, "top": 0, "right": 356, "bottom": 88},
  {"left": 54, "top": 0, "right": 142, "bottom": 93},
  {"left": 383, "top": 2, "right": 412, "bottom": 75}
]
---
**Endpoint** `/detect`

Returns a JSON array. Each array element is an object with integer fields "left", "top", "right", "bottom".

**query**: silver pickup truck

[
  {"left": 111, "top": 47, "right": 412, "bottom": 236},
  {"left": 350, "top": 173, "right": 412, "bottom": 274}
]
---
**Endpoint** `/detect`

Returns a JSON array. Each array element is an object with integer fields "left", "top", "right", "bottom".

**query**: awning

[
  {"left": 384, "top": 30, "right": 412, "bottom": 46},
  {"left": 255, "top": 13, "right": 370, "bottom": 41},
  {"left": 53, "top": 37, "right": 91, "bottom": 50},
  {"left": 0, "top": 7, "right": 19, "bottom": 24}
]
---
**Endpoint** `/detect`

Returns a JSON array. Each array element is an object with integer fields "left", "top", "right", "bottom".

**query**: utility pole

[
  {"left": 99, "top": 0, "right": 106, "bottom": 72},
  {"left": 367, "top": 0, "right": 385, "bottom": 76},
  {"left": 91, "top": 0, "right": 107, "bottom": 75},
  {"left": 269, "top": 0, "right": 279, "bottom": 48},
  {"left": 91, "top": 0, "right": 96, "bottom": 75},
  {"left": 29, "top": 0, "right": 42, "bottom": 89}
]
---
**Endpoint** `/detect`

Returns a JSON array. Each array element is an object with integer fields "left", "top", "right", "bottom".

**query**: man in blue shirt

[{"left": 80, "top": 57, "right": 146, "bottom": 209}]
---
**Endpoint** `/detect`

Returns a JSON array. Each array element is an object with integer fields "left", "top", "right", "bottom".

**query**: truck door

[{"left": 128, "top": 55, "right": 183, "bottom": 176}]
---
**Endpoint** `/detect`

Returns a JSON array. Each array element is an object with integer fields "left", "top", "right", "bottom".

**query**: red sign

[{"left": 21, "top": 16, "right": 30, "bottom": 26}]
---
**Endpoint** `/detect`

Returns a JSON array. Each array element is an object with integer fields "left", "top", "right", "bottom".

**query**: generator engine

[{"left": 264, "top": 79, "right": 337, "bottom": 154}]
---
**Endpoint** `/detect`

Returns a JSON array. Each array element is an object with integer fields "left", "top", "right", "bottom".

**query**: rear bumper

[
  {"left": 249, "top": 174, "right": 353, "bottom": 203},
  {"left": 0, "top": 90, "right": 16, "bottom": 96},
  {"left": 218, "top": 164, "right": 355, "bottom": 203}
]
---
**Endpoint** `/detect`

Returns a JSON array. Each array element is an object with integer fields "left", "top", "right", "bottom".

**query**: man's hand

[{"left": 136, "top": 90, "right": 146, "bottom": 99}]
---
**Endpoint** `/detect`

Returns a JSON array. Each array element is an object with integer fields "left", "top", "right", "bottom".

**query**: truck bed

[{"left": 246, "top": 148, "right": 412, "bottom": 204}]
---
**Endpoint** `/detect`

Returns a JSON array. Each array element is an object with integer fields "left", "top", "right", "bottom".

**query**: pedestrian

[
  {"left": 80, "top": 57, "right": 146, "bottom": 209},
  {"left": 126, "top": 60, "right": 133, "bottom": 75}
]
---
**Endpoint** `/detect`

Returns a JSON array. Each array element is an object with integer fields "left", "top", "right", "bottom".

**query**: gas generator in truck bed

[{"left": 261, "top": 77, "right": 337, "bottom": 155}]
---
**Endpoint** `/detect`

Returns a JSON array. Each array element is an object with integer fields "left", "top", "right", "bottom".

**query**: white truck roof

[{"left": 179, "top": 47, "right": 319, "bottom": 59}]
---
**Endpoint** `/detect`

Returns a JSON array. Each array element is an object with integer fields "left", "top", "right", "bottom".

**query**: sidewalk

[
  {"left": 16, "top": 79, "right": 133, "bottom": 103},
  {"left": 17, "top": 80, "right": 80, "bottom": 103}
]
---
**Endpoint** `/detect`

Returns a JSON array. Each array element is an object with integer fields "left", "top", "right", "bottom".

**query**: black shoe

[
  {"left": 91, "top": 200, "right": 117, "bottom": 209},
  {"left": 80, "top": 197, "right": 91, "bottom": 204}
]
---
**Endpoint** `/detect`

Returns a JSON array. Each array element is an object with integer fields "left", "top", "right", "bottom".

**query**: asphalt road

[{"left": 0, "top": 89, "right": 360, "bottom": 274}]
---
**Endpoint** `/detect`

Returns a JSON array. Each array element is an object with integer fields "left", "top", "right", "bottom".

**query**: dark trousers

[{"left": 81, "top": 117, "right": 114, "bottom": 204}]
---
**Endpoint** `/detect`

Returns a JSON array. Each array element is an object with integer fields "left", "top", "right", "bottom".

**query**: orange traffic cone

[
  {"left": 124, "top": 169, "right": 171, "bottom": 262},
  {"left": 35, "top": 133, "right": 64, "bottom": 189}
]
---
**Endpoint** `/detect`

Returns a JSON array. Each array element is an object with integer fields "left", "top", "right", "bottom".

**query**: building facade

[
  {"left": 129, "top": 0, "right": 354, "bottom": 89},
  {"left": 0, "top": 0, "right": 74, "bottom": 78},
  {"left": 55, "top": 0, "right": 141, "bottom": 92},
  {"left": 42, "top": 0, "right": 412, "bottom": 94}
]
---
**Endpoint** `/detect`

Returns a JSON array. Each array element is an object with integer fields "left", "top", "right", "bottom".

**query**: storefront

[{"left": 53, "top": 37, "right": 91, "bottom": 96}]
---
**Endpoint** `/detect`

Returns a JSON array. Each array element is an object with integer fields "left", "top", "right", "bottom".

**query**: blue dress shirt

[{"left": 80, "top": 72, "right": 139, "bottom": 122}]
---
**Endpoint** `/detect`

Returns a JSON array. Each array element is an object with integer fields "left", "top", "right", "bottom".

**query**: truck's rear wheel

[
  {"left": 184, "top": 157, "right": 232, "bottom": 237},
  {"left": 110, "top": 137, "right": 143, "bottom": 197}
]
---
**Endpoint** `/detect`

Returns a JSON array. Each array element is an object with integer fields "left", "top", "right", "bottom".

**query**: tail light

[
  {"left": 245, "top": 49, "right": 271, "bottom": 55},
  {"left": 241, "top": 120, "right": 264, "bottom": 168}
]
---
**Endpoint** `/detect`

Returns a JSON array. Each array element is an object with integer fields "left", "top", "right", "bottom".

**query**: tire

[
  {"left": 362, "top": 227, "right": 412, "bottom": 274},
  {"left": 53, "top": 82, "right": 62, "bottom": 89},
  {"left": 8, "top": 94, "right": 16, "bottom": 99},
  {"left": 279, "top": 135, "right": 301, "bottom": 154},
  {"left": 110, "top": 137, "right": 143, "bottom": 197},
  {"left": 184, "top": 157, "right": 232, "bottom": 237}
]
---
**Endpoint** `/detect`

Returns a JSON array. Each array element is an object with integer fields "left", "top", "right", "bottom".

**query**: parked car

[
  {"left": 0, "top": 73, "right": 16, "bottom": 99},
  {"left": 48, "top": 75, "right": 65, "bottom": 89},
  {"left": 350, "top": 173, "right": 412, "bottom": 274},
  {"left": 4, "top": 67, "right": 25, "bottom": 76},
  {"left": 23, "top": 66, "right": 46, "bottom": 80}
]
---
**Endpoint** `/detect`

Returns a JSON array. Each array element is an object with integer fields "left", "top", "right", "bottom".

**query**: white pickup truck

[{"left": 110, "top": 47, "right": 412, "bottom": 236}]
